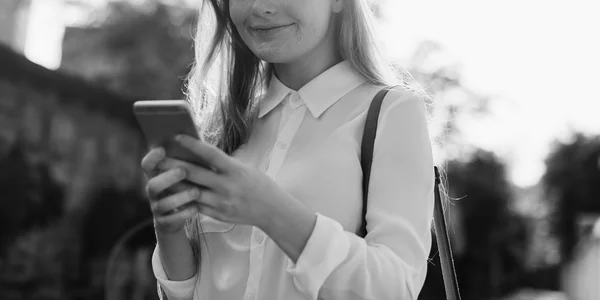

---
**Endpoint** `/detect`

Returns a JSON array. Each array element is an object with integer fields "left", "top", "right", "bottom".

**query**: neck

[{"left": 273, "top": 19, "right": 342, "bottom": 90}]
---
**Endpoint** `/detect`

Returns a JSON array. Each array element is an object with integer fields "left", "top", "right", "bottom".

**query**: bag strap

[
  {"left": 359, "top": 86, "right": 461, "bottom": 300},
  {"left": 433, "top": 166, "right": 461, "bottom": 300},
  {"left": 358, "top": 86, "right": 390, "bottom": 237}
]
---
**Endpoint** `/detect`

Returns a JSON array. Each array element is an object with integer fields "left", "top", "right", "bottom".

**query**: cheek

[
  {"left": 295, "top": 13, "right": 330, "bottom": 47},
  {"left": 228, "top": 1, "right": 247, "bottom": 30},
  {"left": 304, "top": 2, "right": 331, "bottom": 30},
  {"left": 229, "top": 2, "right": 255, "bottom": 50},
  {"left": 228, "top": 1, "right": 333, "bottom": 62}
]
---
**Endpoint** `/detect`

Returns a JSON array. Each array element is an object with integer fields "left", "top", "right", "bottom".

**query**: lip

[
  {"left": 249, "top": 23, "right": 294, "bottom": 31},
  {"left": 249, "top": 23, "right": 294, "bottom": 33}
]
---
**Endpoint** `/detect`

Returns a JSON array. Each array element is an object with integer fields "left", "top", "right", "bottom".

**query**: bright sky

[
  {"left": 25, "top": 0, "right": 600, "bottom": 188},
  {"left": 24, "top": 0, "right": 64, "bottom": 69},
  {"left": 381, "top": 0, "right": 600, "bottom": 187}
]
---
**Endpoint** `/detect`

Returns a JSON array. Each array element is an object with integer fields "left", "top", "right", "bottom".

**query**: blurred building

[
  {"left": 0, "top": 43, "right": 154, "bottom": 299},
  {"left": 61, "top": 26, "right": 125, "bottom": 89},
  {"left": 0, "top": 43, "right": 145, "bottom": 192},
  {"left": 59, "top": 2, "right": 196, "bottom": 100},
  {"left": 0, "top": 0, "right": 31, "bottom": 53}
]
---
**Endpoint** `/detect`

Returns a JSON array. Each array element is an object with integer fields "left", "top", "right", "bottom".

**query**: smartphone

[{"left": 133, "top": 100, "right": 212, "bottom": 170}]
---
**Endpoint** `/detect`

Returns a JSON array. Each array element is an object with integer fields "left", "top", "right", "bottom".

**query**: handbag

[{"left": 359, "top": 86, "right": 461, "bottom": 300}]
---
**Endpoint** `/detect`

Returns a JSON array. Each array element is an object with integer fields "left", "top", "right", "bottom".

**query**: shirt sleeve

[
  {"left": 152, "top": 244, "right": 199, "bottom": 300},
  {"left": 286, "top": 92, "right": 436, "bottom": 300}
]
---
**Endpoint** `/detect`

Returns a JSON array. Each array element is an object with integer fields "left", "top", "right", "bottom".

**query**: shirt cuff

[
  {"left": 286, "top": 213, "right": 350, "bottom": 299},
  {"left": 151, "top": 245, "right": 198, "bottom": 300}
]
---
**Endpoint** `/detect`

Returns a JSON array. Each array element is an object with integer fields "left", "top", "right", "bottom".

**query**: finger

[
  {"left": 150, "top": 181, "right": 197, "bottom": 200},
  {"left": 195, "top": 189, "right": 224, "bottom": 211},
  {"left": 151, "top": 187, "right": 201, "bottom": 216},
  {"left": 174, "top": 134, "right": 234, "bottom": 174},
  {"left": 168, "top": 181, "right": 196, "bottom": 195},
  {"left": 146, "top": 167, "right": 187, "bottom": 200},
  {"left": 141, "top": 147, "right": 165, "bottom": 178},
  {"left": 157, "top": 157, "right": 224, "bottom": 191},
  {"left": 154, "top": 205, "right": 198, "bottom": 227}
]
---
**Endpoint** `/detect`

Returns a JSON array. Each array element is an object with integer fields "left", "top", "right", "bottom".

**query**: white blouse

[{"left": 152, "top": 61, "right": 435, "bottom": 300}]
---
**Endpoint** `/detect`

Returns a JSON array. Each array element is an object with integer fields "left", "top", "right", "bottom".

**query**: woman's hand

[
  {"left": 155, "top": 134, "right": 288, "bottom": 229},
  {"left": 157, "top": 134, "right": 319, "bottom": 262},
  {"left": 141, "top": 147, "right": 201, "bottom": 234}
]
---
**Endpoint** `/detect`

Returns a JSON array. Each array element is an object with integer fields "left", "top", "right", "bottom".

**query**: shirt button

[
  {"left": 245, "top": 291, "right": 255, "bottom": 300},
  {"left": 254, "top": 233, "right": 265, "bottom": 244},
  {"left": 289, "top": 94, "right": 302, "bottom": 107},
  {"left": 275, "top": 141, "right": 287, "bottom": 150}
]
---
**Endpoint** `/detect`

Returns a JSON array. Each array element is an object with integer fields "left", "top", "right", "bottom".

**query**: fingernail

[{"left": 175, "top": 134, "right": 184, "bottom": 141}]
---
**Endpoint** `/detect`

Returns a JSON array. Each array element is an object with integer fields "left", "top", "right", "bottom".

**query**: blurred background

[{"left": 0, "top": 0, "right": 598, "bottom": 299}]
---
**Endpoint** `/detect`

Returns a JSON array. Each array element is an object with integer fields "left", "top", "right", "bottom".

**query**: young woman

[{"left": 140, "top": 0, "right": 436, "bottom": 299}]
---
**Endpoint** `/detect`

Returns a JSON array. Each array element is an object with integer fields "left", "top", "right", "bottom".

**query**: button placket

[
  {"left": 288, "top": 92, "right": 304, "bottom": 110},
  {"left": 242, "top": 92, "right": 305, "bottom": 298},
  {"left": 254, "top": 232, "right": 265, "bottom": 244},
  {"left": 244, "top": 227, "right": 267, "bottom": 300},
  {"left": 275, "top": 140, "right": 288, "bottom": 150},
  {"left": 245, "top": 288, "right": 256, "bottom": 300},
  {"left": 265, "top": 103, "right": 306, "bottom": 180}
]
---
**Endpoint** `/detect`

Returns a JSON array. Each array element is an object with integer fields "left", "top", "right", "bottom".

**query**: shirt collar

[{"left": 258, "top": 60, "right": 366, "bottom": 119}]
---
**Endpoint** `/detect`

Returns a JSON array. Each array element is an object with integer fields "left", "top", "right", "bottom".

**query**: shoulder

[
  {"left": 363, "top": 84, "right": 427, "bottom": 118},
  {"left": 367, "top": 85, "right": 434, "bottom": 155},
  {"left": 385, "top": 85, "right": 426, "bottom": 106}
]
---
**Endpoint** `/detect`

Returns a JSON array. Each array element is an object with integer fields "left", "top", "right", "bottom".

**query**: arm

[
  {"left": 264, "top": 94, "right": 435, "bottom": 300},
  {"left": 152, "top": 228, "right": 199, "bottom": 300}
]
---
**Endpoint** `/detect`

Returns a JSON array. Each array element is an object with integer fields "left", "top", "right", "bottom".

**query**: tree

[
  {"left": 406, "top": 40, "right": 493, "bottom": 161},
  {"left": 541, "top": 132, "right": 600, "bottom": 262},
  {"left": 444, "top": 150, "right": 528, "bottom": 300},
  {"left": 0, "top": 141, "right": 37, "bottom": 251}
]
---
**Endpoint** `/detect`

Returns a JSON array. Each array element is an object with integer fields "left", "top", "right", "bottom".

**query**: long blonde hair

[{"left": 182, "top": 0, "right": 432, "bottom": 264}]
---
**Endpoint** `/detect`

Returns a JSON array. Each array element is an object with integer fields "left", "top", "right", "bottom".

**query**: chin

[{"left": 252, "top": 47, "right": 300, "bottom": 64}]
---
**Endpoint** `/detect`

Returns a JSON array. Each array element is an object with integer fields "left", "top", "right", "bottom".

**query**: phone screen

[{"left": 134, "top": 101, "right": 212, "bottom": 170}]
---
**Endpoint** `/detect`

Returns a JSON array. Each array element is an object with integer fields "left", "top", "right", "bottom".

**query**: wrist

[
  {"left": 257, "top": 190, "right": 301, "bottom": 233},
  {"left": 260, "top": 193, "right": 317, "bottom": 263}
]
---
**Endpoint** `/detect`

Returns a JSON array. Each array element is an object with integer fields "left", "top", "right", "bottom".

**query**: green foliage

[
  {"left": 541, "top": 132, "right": 600, "bottom": 262},
  {"left": 448, "top": 150, "right": 515, "bottom": 247},
  {"left": 447, "top": 150, "right": 529, "bottom": 299},
  {"left": 543, "top": 132, "right": 600, "bottom": 213},
  {"left": 0, "top": 142, "right": 64, "bottom": 252},
  {"left": 0, "top": 28, "right": 155, "bottom": 300},
  {"left": 406, "top": 40, "right": 493, "bottom": 157},
  {"left": 420, "top": 149, "right": 533, "bottom": 300}
]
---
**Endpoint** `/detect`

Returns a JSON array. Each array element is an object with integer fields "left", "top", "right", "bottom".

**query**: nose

[{"left": 250, "top": 0, "right": 277, "bottom": 15}]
